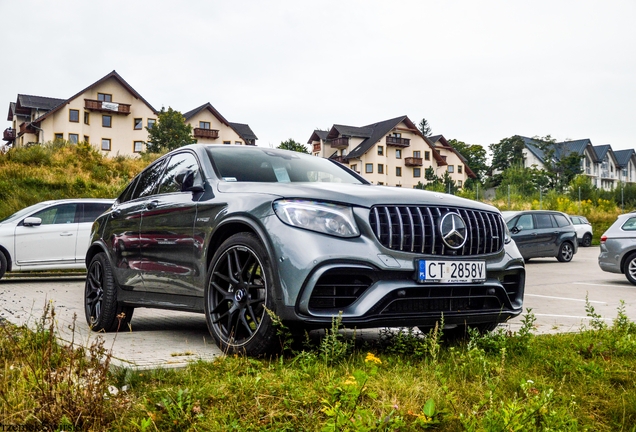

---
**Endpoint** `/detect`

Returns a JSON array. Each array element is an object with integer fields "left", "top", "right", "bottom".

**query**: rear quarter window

[
  {"left": 553, "top": 214, "right": 570, "bottom": 227},
  {"left": 622, "top": 217, "right": 636, "bottom": 231}
]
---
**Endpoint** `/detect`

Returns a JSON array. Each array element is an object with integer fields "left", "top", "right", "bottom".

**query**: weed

[
  {"left": 319, "top": 313, "right": 352, "bottom": 364},
  {"left": 585, "top": 292, "right": 607, "bottom": 331}
]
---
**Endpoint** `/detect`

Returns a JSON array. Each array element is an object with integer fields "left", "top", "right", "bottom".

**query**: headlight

[
  {"left": 504, "top": 224, "right": 512, "bottom": 244},
  {"left": 273, "top": 200, "right": 360, "bottom": 238}
]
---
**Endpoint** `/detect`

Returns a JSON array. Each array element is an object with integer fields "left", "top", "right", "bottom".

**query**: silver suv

[{"left": 598, "top": 213, "right": 636, "bottom": 284}]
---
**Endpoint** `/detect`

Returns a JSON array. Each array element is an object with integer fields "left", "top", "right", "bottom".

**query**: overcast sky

[{"left": 2, "top": 0, "right": 635, "bottom": 152}]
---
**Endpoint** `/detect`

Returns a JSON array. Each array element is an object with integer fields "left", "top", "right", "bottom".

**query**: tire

[
  {"left": 556, "top": 242, "right": 574, "bottom": 262},
  {"left": 0, "top": 251, "right": 7, "bottom": 280},
  {"left": 624, "top": 253, "right": 636, "bottom": 285},
  {"left": 581, "top": 233, "right": 592, "bottom": 248},
  {"left": 204, "top": 233, "right": 278, "bottom": 356},
  {"left": 84, "top": 252, "right": 133, "bottom": 332}
]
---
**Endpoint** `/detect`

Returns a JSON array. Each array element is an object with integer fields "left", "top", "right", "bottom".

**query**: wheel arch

[
  {"left": 85, "top": 241, "right": 110, "bottom": 268},
  {"left": 620, "top": 249, "right": 636, "bottom": 274},
  {"left": 0, "top": 244, "right": 11, "bottom": 272}
]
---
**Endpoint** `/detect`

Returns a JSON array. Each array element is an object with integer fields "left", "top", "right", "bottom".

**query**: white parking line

[
  {"left": 573, "top": 282, "right": 634, "bottom": 289},
  {"left": 525, "top": 294, "right": 606, "bottom": 304},
  {"left": 533, "top": 313, "right": 613, "bottom": 321}
]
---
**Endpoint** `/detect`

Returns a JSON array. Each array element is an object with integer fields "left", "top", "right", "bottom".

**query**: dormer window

[{"left": 98, "top": 93, "right": 112, "bottom": 102}]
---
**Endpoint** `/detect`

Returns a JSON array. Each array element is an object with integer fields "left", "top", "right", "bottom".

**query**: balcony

[
  {"left": 19, "top": 123, "right": 37, "bottom": 135},
  {"left": 3, "top": 128, "right": 15, "bottom": 141},
  {"left": 313, "top": 142, "right": 321, "bottom": 153},
  {"left": 331, "top": 156, "right": 345, "bottom": 163},
  {"left": 404, "top": 157, "right": 422, "bottom": 167},
  {"left": 328, "top": 137, "right": 349, "bottom": 149},
  {"left": 193, "top": 128, "right": 219, "bottom": 139},
  {"left": 84, "top": 99, "right": 131, "bottom": 115},
  {"left": 386, "top": 136, "right": 410, "bottom": 147}
]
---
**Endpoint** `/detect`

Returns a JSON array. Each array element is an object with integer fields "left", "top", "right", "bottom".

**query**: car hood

[{"left": 216, "top": 182, "right": 498, "bottom": 212}]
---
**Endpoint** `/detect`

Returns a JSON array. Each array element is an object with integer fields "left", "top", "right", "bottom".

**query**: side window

[
  {"left": 156, "top": 152, "right": 201, "bottom": 194},
  {"left": 553, "top": 214, "right": 570, "bottom": 227},
  {"left": 80, "top": 202, "right": 112, "bottom": 223},
  {"left": 30, "top": 204, "right": 78, "bottom": 225},
  {"left": 535, "top": 214, "right": 554, "bottom": 229},
  {"left": 118, "top": 178, "right": 139, "bottom": 204},
  {"left": 516, "top": 214, "right": 534, "bottom": 230},
  {"left": 622, "top": 217, "right": 636, "bottom": 231},
  {"left": 131, "top": 159, "right": 168, "bottom": 200}
]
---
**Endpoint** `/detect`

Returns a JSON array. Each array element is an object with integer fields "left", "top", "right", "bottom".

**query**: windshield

[
  {"left": 0, "top": 202, "right": 50, "bottom": 224},
  {"left": 206, "top": 146, "right": 365, "bottom": 184}
]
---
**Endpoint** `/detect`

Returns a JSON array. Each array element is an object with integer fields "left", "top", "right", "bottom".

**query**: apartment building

[
  {"left": 520, "top": 136, "right": 636, "bottom": 190},
  {"left": 3, "top": 71, "right": 258, "bottom": 156},
  {"left": 309, "top": 115, "right": 476, "bottom": 188},
  {"left": 183, "top": 103, "right": 257, "bottom": 146}
]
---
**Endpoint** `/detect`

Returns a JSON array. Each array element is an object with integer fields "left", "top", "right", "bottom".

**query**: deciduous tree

[
  {"left": 277, "top": 139, "right": 309, "bottom": 153},
  {"left": 146, "top": 107, "right": 194, "bottom": 153}
]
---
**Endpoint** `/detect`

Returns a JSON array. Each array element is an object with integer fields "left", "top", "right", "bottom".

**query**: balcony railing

[
  {"left": 328, "top": 137, "right": 349, "bottom": 149},
  {"left": 3, "top": 128, "right": 16, "bottom": 141},
  {"left": 601, "top": 171, "right": 615, "bottom": 179},
  {"left": 404, "top": 157, "right": 423, "bottom": 167},
  {"left": 84, "top": 99, "right": 131, "bottom": 115},
  {"left": 313, "top": 142, "right": 321, "bottom": 152},
  {"left": 19, "top": 123, "right": 37, "bottom": 134},
  {"left": 385, "top": 136, "right": 410, "bottom": 147},
  {"left": 331, "top": 156, "right": 345, "bottom": 163},
  {"left": 193, "top": 128, "right": 219, "bottom": 139}
]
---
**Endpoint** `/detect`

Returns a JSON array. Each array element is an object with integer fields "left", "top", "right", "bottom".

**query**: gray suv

[
  {"left": 598, "top": 213, "right": 636, "bottom": 284},
  {"left": 503, "top": 210, "right": 578, "bottom": 262},
  {"left": 84, "top": 145, "right": 526, "bottom": 355}
]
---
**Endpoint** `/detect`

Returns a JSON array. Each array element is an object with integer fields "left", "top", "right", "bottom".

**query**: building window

[
  {"left": 396, "top": 167, "right": 402, "bottom": 177},
  {"left": 83, "top": 135, "right": 89, "bottom": 143},
  {"left": 448, "top": 165, "right": 454, "bottom": 173},
  {"left": 458, "top": 180, "right": 463, "bottom": 187},
  {"left": 54, "top": 133, "right": 63, "bottom": 141},
  {"left": 378, "top": 182, "right": 384, "bottom": 185},
  {"left": 134, "top": 118, "right": 143, "bottom": 130},
  {"left": 395, "top": 149, "right": 402, "bottom": 159},
  {"left": 134, "top": 141, "right": 144, "bottom": 153},
  {"left": 413, "top": 151, "right": 421, "bottom": 158},
  {"left": 458, "top": 165, "right": 463, "bottom": 174},
  {"left": 350, "top": 164, "right": 358, "bottom": 172},
  {"left": 69, "top": 109, "right": 79, "bottom": 123},
  {"left": 235, "top": 141, "right": 242, "bottom": 145},
  {"left": 365, "top": 163, "right": 373, "bottom": 173},
  {"left": 377, "top": 146, "right": 384, "bottom": 156},
  {"left": 395, "top": 184, "right": 402, "bottom": 187},
  {"left": 200, "top": 121, "right": 210, "bottom": 129},
  {"left": 68, "top": 133, "right": 79, "bottom": 144},
  {"left": 97, "top": 93, "right": 112, "bottom": 102},
  {"left": 102, "top": 115, "right": 112, "bottom": 128},
  {"left": 84, "top": 112, "right": 90, "bottom": 125},
  {"left": 413, "top": 167, "right": 421, "bottom": 178},
  {"left": 147, "top": 119, "right": 156, "bottom": 129},
  {"left": 101, "top": 138, "right": 111, "bottom": 151},
  {"left": 223, "top": 141, "right": 231, "bottom": 145},
  {"left": 441, "top": 155, "right": 447, "bottom": 162},
  {"left": 378, "top": 164, "right": 384, "bottom": 174},
  {"left": 392, "top": 132, "right": 401, "bottom": 138},
  {"left": 424, "top": 151, "right": 430, "bottom": 161}
]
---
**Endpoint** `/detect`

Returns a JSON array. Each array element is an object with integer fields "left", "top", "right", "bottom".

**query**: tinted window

[
  {"left": 156, "top": 152, "right": 200, "bottom": 194},
  {"left": 622, "top": 217, "right": 636, "bottom": 231},
  {"left": 553, "top": 214, "right": 570, "bottom": 227},
  {"left": 207, "top": 147, "right": 363, "bottom": 184},
  {"left": 535, "top": 214, "right": 554, "bottom": 229},
  {"left": 31, "top": 204, "right": 77, "bottom": 225},
  {"left": 80, "top": 202, "right": 112, "bottom": 223},
  {"left": 131, "top": 159, "right": 167, "bottom": 200},
  {"left": 516, "top": 214, "right": 534, "bottom": 230},
  {"left": 118, "top": 178, "right": 139, "bottom": 204}
]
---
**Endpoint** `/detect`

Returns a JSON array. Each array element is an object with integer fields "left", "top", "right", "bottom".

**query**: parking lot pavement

[{"left": 0, "top": 246, "right": 634, "bottom": 369}]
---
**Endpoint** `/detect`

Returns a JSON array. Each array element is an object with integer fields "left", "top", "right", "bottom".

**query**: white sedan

[{"left": 0, "top": 199, "right": 113, "bottom": 279}]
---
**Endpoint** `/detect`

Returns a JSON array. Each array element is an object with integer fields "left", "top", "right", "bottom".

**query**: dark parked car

[
  {"left": 502, "top": 210, "right": 578, "bottom": 262},
  {"left": 598, "top": 212, "right": 636, "bottom": 284},
  {"left": 85, "top": 145, "right": 525, "bottom": 355}
]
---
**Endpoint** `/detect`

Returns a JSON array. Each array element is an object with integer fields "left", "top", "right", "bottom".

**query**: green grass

[{"left": 1, "top": 304, "right": 636, "bottom": 431}]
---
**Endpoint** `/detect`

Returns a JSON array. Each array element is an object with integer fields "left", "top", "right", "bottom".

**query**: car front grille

[
  {"left": 308, "top": 271, "right": 374, "bottom": 310},
  {"left": 369, "top": 206, "right": 506, "bottom": 256}
]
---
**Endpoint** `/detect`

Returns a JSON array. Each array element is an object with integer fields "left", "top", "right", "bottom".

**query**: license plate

[{"left": 416, "top": 259, "right": 486, "bottom": 283}]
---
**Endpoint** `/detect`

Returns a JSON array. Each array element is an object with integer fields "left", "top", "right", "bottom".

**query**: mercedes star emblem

[{"left": 439, "top": 212, "right": 467, "bottom": 249}]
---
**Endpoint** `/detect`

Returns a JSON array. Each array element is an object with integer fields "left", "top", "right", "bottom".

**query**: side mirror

[
  {"left": 511, "top": 226, "right": 522, "bottom": 234},
  {"left": 23, "top": 217, "right": 42, "bottom": 227},
  {"left": 175, "top": 168, "right": 205, "bottom": 193}
]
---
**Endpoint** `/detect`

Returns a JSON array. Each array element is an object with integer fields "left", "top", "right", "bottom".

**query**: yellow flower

[{"left": 365, "top": 352, "right": 382, "bottom": 365}]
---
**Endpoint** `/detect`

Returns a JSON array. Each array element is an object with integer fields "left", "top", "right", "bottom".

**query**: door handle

[
  {"left": 60, "top": 232, "right": 73, "bottom": 236},
  {"left": 146, "top": 200, "right": 159, "bottom": 210}
]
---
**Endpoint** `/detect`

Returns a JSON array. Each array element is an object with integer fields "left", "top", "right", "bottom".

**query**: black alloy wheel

[
  {"left": 581, "top": 233, "right": 592, "bottom": 247},
  {"left": 205, "top": 233, "right": 277, "bottom": 356},
  {"left": 84, "top": 252, "right": 133, "bottom": 332},
  {"left": 0, "top": 251, "right": 7, "bottom": 280},
  {"left": 557, "top": 242, "right": 574, "bottom": 262}
]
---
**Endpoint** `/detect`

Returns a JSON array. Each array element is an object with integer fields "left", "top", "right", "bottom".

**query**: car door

[
  {"left": 137, "top": 151, "right": 203, "bottom": 294},
  {"left": 534, "top": 213, "right": 559, "bottom": 256},
  {"left": 508, "top": 213, "right": 537, "bottom": 258},
  {"left": 106, "top": 159, "right": 167, "bottom": 290},
  {"left": 14, "top": 203, "right": 79, "bottom": 266}
]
